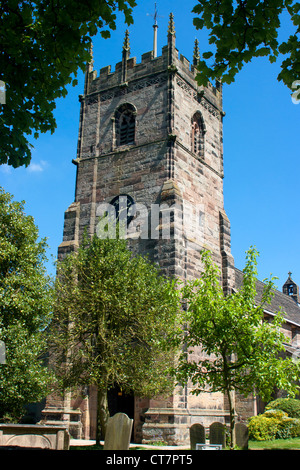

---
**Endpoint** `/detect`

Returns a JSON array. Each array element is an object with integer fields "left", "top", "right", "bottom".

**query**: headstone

[
  {"left": 235, "top": 422, "right": 248, "bottom": 450},
  {"left": 103, "top": 412, "right": 133, "bottom": 450},
  {"left": 209, "top": 422, "right": 226, "bottom": 448},
  {"left": 189, "top": 423, "right": 205, "bottom": 450}
]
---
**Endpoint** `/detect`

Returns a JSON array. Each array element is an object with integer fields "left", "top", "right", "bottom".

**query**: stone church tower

[{"left": 53, "top": 15, "right": 237, "bottom": 444}]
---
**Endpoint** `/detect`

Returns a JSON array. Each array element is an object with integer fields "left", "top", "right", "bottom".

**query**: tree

[
  {"left": 172, "top": 247, "right": 299, "bottom": 449},
  {"left": 0, "top": 0, "right": 136, "bottom": 168},
  {"left": 0, "top": 187, "right": 53, "bottom": 421},
  {"left": 192, "top": 0, "right": 300, "bottom": 93},
  {"left": 50, "top": 235, "right": 180, "bottom": 444}
]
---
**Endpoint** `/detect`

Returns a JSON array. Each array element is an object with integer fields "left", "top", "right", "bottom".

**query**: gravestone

[
  {"left": 103, "top": 412, "right": 133, "bottom": 450},
  {"left": 235, "top": 423, "right": 248, "bottom": 450},
  {"left": 209, "top": 422, "right": 226, "bottom": 448},
  {"left": 189, "top": 423, "right": 205, "bottom": 450}
]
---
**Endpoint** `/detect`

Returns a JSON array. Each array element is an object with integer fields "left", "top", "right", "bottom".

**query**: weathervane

[{"left": 147, "top": 3, "right": 163, "bottom": 58}]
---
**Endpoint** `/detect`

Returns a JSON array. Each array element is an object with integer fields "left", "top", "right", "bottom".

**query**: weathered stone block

[{"left": 0, "top": 424, "right": 69, "bottom": 450}]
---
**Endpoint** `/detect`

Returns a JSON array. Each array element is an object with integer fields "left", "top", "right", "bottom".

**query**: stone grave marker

[
  {"left": 209, "top": 422, "right": 226, "bottom": 448},
  {"left": 103, "top": 412, "right": 133, "bottom": 450},
  {"left": 235, "top": 422, "right": 248, "bottom": 450},
  {"left": 189, "top": 423, "right": 205, "bottom": 450}
]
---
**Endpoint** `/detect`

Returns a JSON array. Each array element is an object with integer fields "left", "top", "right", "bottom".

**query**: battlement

[
  {"left": 84, "top": 20, "right": 222, "bottom": 108},
  {"left": 97, "top": 46, "right": 169, "bottom": 85}
]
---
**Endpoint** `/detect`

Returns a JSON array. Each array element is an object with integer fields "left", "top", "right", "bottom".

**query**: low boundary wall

[{"left": 0, "top": 424, "right": 70, "bottom": 450}]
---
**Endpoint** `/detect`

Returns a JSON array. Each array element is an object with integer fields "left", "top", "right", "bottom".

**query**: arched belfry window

[
  {"left": 110, "top": 194, "right": 135, "bottom": 226},
  {"left": 115, "top": 103, "right": 136, "bottom": 146},
  {"left": 191, "top": 112, "right": 205, "bottom": 158}
]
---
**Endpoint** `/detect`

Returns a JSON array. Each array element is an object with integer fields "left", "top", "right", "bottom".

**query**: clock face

[{"left": 110, "top": 194, "right": 135, "bottom": 227}]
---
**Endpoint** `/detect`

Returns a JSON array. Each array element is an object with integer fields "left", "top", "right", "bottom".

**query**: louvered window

[
  {"left": 193, "top": 122, "right": 201, "bottom": 154},
  {"left": 110, "top": 194, "right": 135, "bottom": 226},
  {"left": 191, "top": 112, "right": 205, "bottom": 158},
  {"left": 115, "top": 104, "right": 136, "bottom": 146}
]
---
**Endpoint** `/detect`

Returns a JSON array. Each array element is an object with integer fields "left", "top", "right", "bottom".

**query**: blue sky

[{"left": 1, "top": 0, "right": 299, "bottom": 291}]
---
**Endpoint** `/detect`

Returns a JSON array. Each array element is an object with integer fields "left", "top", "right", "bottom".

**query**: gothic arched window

[
  {"left": 191, "top": 112, "right": 205, "bottom": 158},
  {"left": 115, "top": 103, "right": 136, "bottom": 146}
]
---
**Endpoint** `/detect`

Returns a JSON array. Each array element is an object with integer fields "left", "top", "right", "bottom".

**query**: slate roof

[{"left": 234, "top": 268, "right": 300, "bottom": 327}]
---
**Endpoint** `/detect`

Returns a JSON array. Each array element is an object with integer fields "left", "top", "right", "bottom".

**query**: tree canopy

[
  {"left": 192, "top": 0, "right": 300, "bottom": 93},
  {"left": 0, "top": 0, "right": 136, "bottom": 168},
  {"left": 50, "top": 235, "right": 180, "bottom": 442},
  {"left": 0, "top": 187, "right": 53, "bottom": 420},
  {"left": 172, "top": 247, "right": 300, "bottom": 448}
]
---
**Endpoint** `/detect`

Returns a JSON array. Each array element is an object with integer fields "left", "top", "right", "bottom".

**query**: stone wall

[{"left": 0, "top": 424, "right": 69, "bottom": 450}]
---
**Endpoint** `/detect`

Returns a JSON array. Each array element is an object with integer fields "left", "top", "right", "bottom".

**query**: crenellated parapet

[{"left": 83, "top": 18, "right": 223, "bottom": 113}]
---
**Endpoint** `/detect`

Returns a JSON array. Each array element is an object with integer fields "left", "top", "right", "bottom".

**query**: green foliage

[
  {"left": 248, "top": 415, "right": 279, "bottom": 441},
  {"left": 0, "top": 187, "right": 53, "bottom": 420},
  {"left": 248, "top": 409, "right": 300, "bottom": 441},
  {"left": 51, "top": 233, "right": 180, "bottom": 399},
  {"left": 192, "top": 0, "right": 300, "bottom": 90},
  {"left": 172, "top": 246, "right": 300, "bottom": 447},
  {"left": 50, "top": 234, "right": 180, "bottom": 440},
  {"left": 263, "top": 409, "right": 288, "bottom": 420},
  {"left": 277, "top": 417, "right": 300, "bottom": 439},
  {"left": 266, "top": 398, "right": 300, "bottom": 418},
  {"left": 173, "top": 247, "right": 299, "bottom": 401},
  {"left": 0, "top": 0, "right": 136, "bottom": 168}
]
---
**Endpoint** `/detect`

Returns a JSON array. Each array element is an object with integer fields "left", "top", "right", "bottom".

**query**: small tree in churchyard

[
  {"left": 172, "top": 247, "right": 299, "bottom": 449},
  {"left": 50, "top": 234, "right": 180, "bottom": 444}
]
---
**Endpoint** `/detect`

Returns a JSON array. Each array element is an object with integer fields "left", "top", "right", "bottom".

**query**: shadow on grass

[{"left": 70, "top": 444, "right": 104, "bottom": 451}]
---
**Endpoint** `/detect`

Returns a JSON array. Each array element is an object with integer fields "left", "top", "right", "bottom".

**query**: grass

[
  {"left": 70, "top": 438, "right": 300, "bottom": 451},
  {"left": 71, "top": 440, "right": 300, "bottom": 451},
  {"left": 70, "top": 443, "right": 104, "bottom": 450},
  {"left": 249, "top": 437, "right": 300, "bottom": 450}
]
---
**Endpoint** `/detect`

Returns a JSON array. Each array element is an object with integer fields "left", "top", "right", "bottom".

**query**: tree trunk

[
  {"left": 226, "top": 388, "right": 235, "bottom": 450},
  {"left": 223, "top": 353, "right": 235, "bottom": 449},
  {"left": 96, "top": 387, "right": 109, "bottom": 445}
]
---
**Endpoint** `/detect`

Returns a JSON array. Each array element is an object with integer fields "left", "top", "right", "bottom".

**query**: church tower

[{"left": 57, "top": 15, "right": 235, "bottom": 444}]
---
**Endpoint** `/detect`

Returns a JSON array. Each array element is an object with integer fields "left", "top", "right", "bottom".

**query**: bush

[
  {"left": 263, "top": 409, "right": 288, "bottom": 420},
  {"left": 248, "top": 415, "right": 278, "bottom": 441},
  {"left": 265, "top": 398, "right": 300, "bottom": 419},
  {"left": 276, "top": 417, "right": 297, "bottom": 439},
  {"left": 289, "top": 418, "right": 300, "bottom": 438},
  {"left": 249, "top": 406, "right": 300, "bottom": 441}
]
